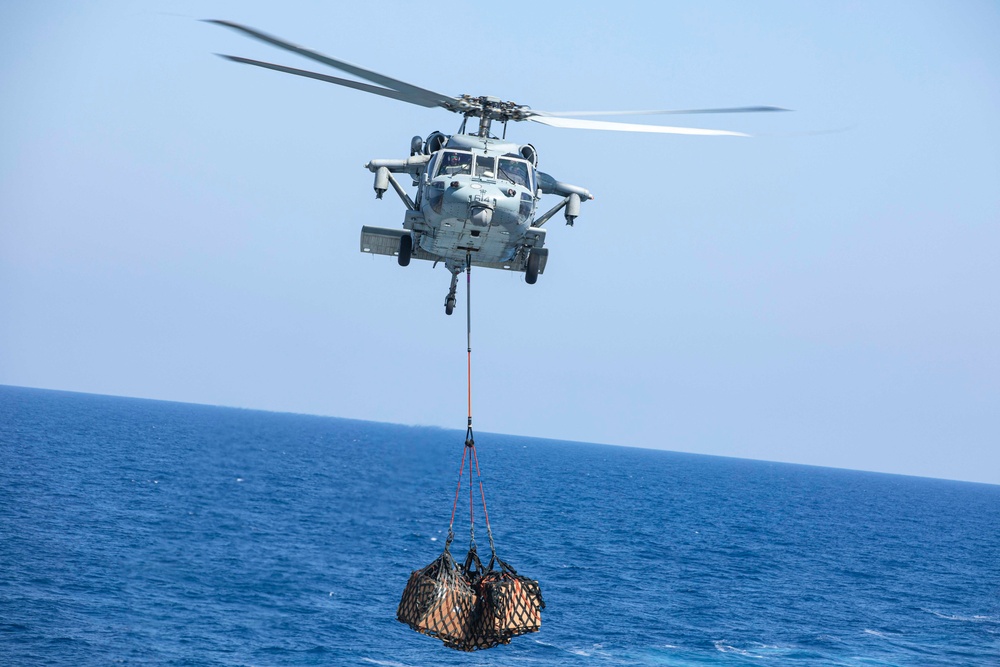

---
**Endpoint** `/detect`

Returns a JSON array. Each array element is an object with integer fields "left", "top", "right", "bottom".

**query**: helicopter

[{"left": 210, "top": 21, "right": 785, "bottom": 315}]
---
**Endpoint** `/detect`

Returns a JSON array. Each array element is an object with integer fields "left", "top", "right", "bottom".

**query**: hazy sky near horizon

[{"left": 2, "top": 2, "right": 998, "bottom": 484}]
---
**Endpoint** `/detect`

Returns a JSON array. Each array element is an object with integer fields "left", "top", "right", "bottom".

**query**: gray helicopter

[{"left": 211, "top": 21, "right": 785, "bottom": 315}]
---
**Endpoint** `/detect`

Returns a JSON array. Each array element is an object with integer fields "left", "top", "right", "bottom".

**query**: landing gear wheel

[
  {"left": 445, "top": 299, "right": 455, "bottom": 316},
  {"left": 525, "top": 250, "right": 540, "bottom": 284},
  {"left": 397, "top": 234, "right": 412, "bottom": 267}
]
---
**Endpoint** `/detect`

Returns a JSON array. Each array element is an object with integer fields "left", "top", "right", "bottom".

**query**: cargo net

[
  {"left": 397, "top": 546, "right": 544, "bottom": 651},
  {"left": 397, "top": 430, "right": 544, "bottom": 651}
]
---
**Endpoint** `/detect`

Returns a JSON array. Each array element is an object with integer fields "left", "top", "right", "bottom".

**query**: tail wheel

[
  {"left": 525, "top": 250, "right": 540, "bottom": 284},
  {"left": 398, "top": 234, "right": 413, "bottom": 266}
]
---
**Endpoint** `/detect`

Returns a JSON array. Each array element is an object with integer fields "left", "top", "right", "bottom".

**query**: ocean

[{"left": 1, "top": 385, "right": 998, "bottom": 665}]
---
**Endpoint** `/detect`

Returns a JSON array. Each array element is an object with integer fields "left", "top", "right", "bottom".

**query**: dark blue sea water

[{"left": 1, "top": 385, "right": 998, "bottom": 666}]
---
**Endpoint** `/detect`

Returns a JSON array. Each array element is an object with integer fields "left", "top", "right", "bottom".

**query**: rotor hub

[{"left": 454, "top": 95, "right": 532, "bottom": 123}]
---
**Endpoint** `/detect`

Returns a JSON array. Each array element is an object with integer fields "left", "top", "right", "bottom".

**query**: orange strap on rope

[
  {"left": 466, "top": 260, "right": 473, "bottom": 433},
  {"left": 463, "top": 258, "right": 475, "bottom": 454}
]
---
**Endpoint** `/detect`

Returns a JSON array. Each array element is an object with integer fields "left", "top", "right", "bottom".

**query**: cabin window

[
  {"left": 475, "top": 155, "right": 496, "bottom": 178},
  {"left": 519, "top": 192, "right": 534, "bottom": 221},
  {"left": 427, "top": 181, "right": 445, "bottom": 213},
  {"left": 438, "top": 151, "right": 472, "bottom": 176},
  {"left": 499, "top": 158, "right": 530, "bottom": 188}
]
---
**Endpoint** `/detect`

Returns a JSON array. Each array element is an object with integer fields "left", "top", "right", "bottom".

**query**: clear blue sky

[{"left": 2, "top": 2, "right": 998, "bottom": 484}]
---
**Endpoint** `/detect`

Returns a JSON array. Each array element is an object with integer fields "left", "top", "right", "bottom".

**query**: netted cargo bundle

[
  {"left": 465, "top": 551, "right": 545, "bottom": 650},
  {"left": 398, "top": 546, "right": 544, "bottom": 651},
  {"left": 397, "top": 549, "right": 477, "bottom": 649},
  {"left": 397, "top": 383, "right": 544, "bottom": 651},
  {"left": 475, "top": 558, "right": 545, "bottom": 640}
]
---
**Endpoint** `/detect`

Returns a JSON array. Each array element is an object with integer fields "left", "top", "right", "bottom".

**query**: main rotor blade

[
  {"left": 207, "top": 20, "right": 459, "bottom": 110},
  {"left": 529, "top": 115, "right": 749, "bottom": 137},
  {"left": 216, "top": 55, "right": 428, "bottom": 106},
  {"left": 531, "top": 106, "right": 789, "bottom": 118}
]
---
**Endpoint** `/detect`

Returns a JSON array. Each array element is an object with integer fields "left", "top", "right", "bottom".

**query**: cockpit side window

[
  {"left": 426, "top": 152, "right": 440, "bottom": 180},
  {"left": 475, "top": 155, "right": 496, "bottom": 178},
  {"left": 438, "top": 151, "right": 472, "bottom": 176},
  {"left": 498, "top": 158, "right": 531, "bottom": 189}
]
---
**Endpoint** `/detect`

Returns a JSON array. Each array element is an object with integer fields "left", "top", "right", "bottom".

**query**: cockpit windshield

[
  {"left": 475, "top": 155, "right": 495, "bottom": 178},
  {"left": 435, "top": 151, "right": 531, "bottom": 188},
  {"left": 498, "top": 158, "right": 531, "bottom": 189},
  {"left": 438, "top": 151, "right": 472, "bottom": 176}
]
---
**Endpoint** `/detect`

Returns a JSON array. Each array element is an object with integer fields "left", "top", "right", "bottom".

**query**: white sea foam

[
  {"left": 361, "top": 659, "right": 413, "bottom": 667},
  {"left": 713, "top": 641, "right": 791, "bottom": 658},
  {"left": 924, "top": 608, "right": 998, "bottom": 623},
  {"left": 713, "top": 641, "right": 758, "bottom": 657},
  {"left": 532, "top": 639, "right": 600, "bottom": 657}
]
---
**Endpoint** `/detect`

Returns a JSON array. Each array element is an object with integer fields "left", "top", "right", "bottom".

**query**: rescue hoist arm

[
  {"left": 531, "top": 196, "right": 572, "bottom": 228},
  {"left": 366, "top": 156, "right": 429, "bottom": 209},
  {"left": 535, "top": 171, "right": 593, "bottom": 226}
]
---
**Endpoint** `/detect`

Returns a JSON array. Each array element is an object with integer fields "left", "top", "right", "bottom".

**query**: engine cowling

[
  {"left": 425, "top": 131, "right": 448, "bottom": 154},
  {"left": 519, "top": 143, "right": 538, "bottom": 167}
]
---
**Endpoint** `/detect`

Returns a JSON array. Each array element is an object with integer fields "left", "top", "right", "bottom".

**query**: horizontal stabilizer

[
  {"left": 360, "top": 226, "right": 546, "bottom": 275},
  {"left": 360, "top": 226, "right": 435, "bottom": 261},
  {"left": 477, "top": 247, "right": 547, "bottom": 275}
]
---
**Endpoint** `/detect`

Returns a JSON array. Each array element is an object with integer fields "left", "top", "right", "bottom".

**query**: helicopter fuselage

[
  {"left": 362, "top": 131, "right": 593, "bottom": 314},
  {"left": 416, "top": 135, "right": 538, "bottom": 267}
]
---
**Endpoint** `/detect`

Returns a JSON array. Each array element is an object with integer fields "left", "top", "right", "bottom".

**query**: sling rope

[
  {"left": 445, "top": 254, "right": 497, "bottom": 560},
  {"left": 397, "top": 257, "right": 545, "bottom": 652}
]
